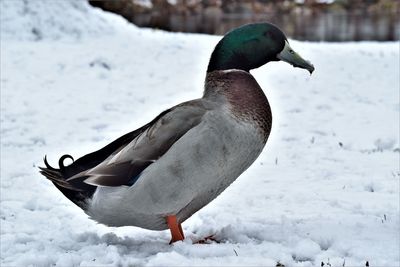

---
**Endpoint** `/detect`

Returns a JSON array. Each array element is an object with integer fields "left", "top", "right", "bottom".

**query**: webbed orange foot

[{"left": 193, "top": 234, "right": 219, "bottom": 244}]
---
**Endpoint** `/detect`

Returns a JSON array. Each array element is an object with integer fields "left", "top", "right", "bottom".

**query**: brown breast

[{"left": 204, "top": 70, "right": 272, "bottom": 142}]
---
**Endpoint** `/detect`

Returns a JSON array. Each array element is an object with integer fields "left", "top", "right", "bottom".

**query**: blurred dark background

[{"left": 89, "top": 0, "right": 399, "bottom": 41}]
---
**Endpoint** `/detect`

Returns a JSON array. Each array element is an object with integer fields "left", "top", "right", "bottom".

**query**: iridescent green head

[{"left": 207, "top": 23, "right": 314, "bottom": 74}]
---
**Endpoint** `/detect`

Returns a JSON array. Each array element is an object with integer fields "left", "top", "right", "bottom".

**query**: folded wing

[{"left": 68, "top": 100, "right": 208, "bottom": 187}]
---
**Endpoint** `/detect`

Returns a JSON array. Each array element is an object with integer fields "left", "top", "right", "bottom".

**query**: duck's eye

[{"left": 289, "top": 49, "right": 294, "bottom": 54}]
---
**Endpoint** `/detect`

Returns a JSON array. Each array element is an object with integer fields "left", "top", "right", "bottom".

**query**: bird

[{"left": 39, "top": 22, "right": 314, "bottom": 244}]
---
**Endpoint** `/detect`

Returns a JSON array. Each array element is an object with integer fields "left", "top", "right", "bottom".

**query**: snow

[
  {"left": 1, "top": 0, "right": 399, "bottom": 266},
  {"left": 0, "top": 0, "right": 130, "bottom": 41}
]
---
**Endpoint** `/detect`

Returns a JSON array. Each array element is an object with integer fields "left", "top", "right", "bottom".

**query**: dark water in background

[{"left": 130, "top": 10, "right": 399, "bottom": 41}]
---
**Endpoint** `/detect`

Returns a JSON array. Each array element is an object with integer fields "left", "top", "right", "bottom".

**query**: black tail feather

[
  {"left": 40, "top": 155, "right": 95, "bottom": 208},
  {"left": 43, "top": 155, "right": 57, "bottom": 171},
  {"left": 39, "top": 167, "right": 78, "bottom": 190},
  {"left": 39, "top": 108, "right": 172, "bottom": 209},
  {"left": 58, "top": 154, "right": 74, "bottom": 172},
  {"left": 39, "top": 122, "right": 152, "bottom": 208}
]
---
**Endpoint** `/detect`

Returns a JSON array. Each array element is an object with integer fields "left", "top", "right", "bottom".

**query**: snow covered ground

[{"left": 1, "top": 1, "right": 399, "bottom": 266}]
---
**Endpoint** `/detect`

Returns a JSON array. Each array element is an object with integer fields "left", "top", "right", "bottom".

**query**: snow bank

[
  {"left": 0, "top": 0, "right": 130, "bottom": 41},
  {"left": 1, "top": 0, "right": 399, "bottom": 266}
]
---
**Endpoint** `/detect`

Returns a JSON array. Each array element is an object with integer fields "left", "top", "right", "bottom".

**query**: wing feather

[{"left": 74, "top": 100, "right": 208, "bottom": 187}]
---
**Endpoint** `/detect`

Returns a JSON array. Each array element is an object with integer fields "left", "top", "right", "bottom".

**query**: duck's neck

[{"left": 204, "top": 70, "right": 261, "bottom": 98}]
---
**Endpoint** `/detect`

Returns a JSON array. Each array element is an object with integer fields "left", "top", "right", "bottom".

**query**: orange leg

[
  {"left": 178, "top": 222, "right": 185, "bottom": 239},
  {"left": 166, "top": 215, "right": 184, "bottom": 244}
]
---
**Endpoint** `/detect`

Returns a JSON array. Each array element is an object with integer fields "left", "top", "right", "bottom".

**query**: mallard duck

[{"left": 40, "top": 23, "right": 314, "bottom": 244}]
